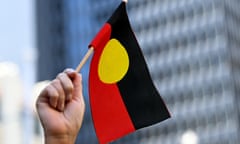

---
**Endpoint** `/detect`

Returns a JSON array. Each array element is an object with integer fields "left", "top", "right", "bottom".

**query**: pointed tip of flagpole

[{"left": 122, "top": 0, "right": 128, "bottom": 3}]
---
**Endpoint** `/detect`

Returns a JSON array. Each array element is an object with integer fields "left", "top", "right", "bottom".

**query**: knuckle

[
  {"left": 46, "top": 85, "right": 59, "bottom": 99},
  {"left": 49, "top": 92, "right": 59, "bottom": 101},
  {"left": 57, "top": 73, "right": 65, "bottom": 80},
  {"left": 52, "top": 79, "right": 60, "bottom": 85},
  {"left": 51, "top": 92, "right": 59, "bottom": 99}
]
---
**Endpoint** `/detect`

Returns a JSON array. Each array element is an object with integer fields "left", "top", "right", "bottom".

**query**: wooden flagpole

[{"left": 75, "top": 46, "right": 94, "bottom": 72}]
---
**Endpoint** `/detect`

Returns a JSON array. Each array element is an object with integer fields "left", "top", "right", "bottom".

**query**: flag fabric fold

[{"left": 88, "top": 2, "right": 170, "bottom": 143}]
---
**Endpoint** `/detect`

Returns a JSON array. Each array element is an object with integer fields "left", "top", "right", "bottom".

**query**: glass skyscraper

[{"left": 36, "top": 0, "right": 240, "bottom": 144}]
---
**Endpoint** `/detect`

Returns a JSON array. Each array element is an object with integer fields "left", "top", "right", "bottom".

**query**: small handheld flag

[{"left": 86, "top": 1, "right": 170, "bottom": 144}]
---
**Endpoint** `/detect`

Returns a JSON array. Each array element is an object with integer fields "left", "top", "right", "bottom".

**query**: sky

[{"left": 0, "top": 0, "right": 35, "bottom": 68}]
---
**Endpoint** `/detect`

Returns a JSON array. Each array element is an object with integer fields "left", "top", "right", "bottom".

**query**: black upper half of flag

[{"left": 106, "top": 2, "right": 171, "bottom": 129}]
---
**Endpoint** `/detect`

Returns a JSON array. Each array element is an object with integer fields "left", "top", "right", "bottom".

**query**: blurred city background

[{"left": 0, "top": 0, "right": 240, "bottom": 144}]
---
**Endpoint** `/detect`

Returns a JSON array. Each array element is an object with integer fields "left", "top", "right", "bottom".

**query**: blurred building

[
  {"left": 36, "top": 0, "right": 66, "bottom": 81},
  {"left": 36, "top": 0, "right": 240, "bottom": 144},
  {"left": 35, "top": 0, "right": 99, "bottom": 143},
  {"left": 121, "top": 0, "right": 240, "bottom": 144},
  {"left": 0, "top": 62, "right": 22, "bottom": 144}
]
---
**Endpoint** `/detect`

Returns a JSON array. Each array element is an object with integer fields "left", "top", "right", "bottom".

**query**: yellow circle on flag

[{"left": 98, "top": 39, "right": 129, "bottom": 84}]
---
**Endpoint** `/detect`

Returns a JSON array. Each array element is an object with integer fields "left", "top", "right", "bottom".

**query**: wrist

[{"left": 45, "top": 135, "right": 76, "bottom": 144}]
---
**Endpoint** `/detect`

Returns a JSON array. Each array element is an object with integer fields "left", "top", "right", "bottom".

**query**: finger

[
  {"left": 41, "top": 84, "right": 59, "bottom": 108},
  {"left": 64, "top": 69, "right": 84, "bottom": 101},
  {"left": 51, "top": 79, "right": 65, "bottom": 111},
  {"left": 56, "top": 73, "right": 74, "bottom": 102}
]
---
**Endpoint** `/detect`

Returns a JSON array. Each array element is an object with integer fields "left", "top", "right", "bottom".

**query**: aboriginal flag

[{"left": 89, "top": 2, "right": 170, "bottom": 143}]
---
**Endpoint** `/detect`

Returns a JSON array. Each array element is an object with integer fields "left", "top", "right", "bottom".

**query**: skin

[{"left": 36, "top": 69, "right": 85, "bottom": 144}]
